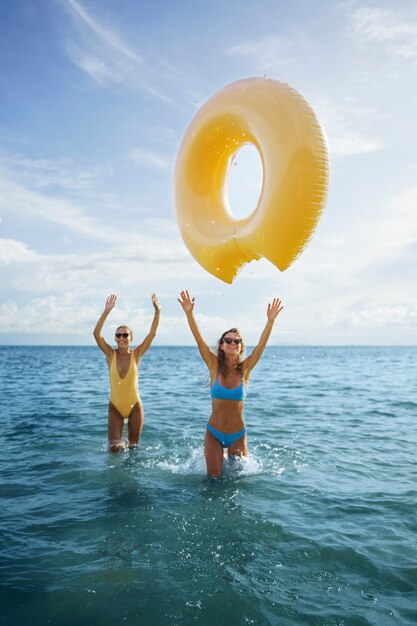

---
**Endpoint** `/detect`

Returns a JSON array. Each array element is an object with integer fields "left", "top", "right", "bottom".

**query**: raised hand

[
  {"left": 105, "top": 294, "right": 117, "bottom": 311},
  {"left": 267, "top": 297, "right": 284, "bottom": 321},
  {"left": 178, "top": 290, "right": 195, "bottom": 314},
  {"left": 151, "top": 293, "right": 161, "bottom": 312}
]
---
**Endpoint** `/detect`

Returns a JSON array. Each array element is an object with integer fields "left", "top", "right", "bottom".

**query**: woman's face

[
  {"left": 115, "top": 326, "right": 131, "bottom": 347},
  {"left": 220, "top": 331, "right": 243, "bottom": 355}
]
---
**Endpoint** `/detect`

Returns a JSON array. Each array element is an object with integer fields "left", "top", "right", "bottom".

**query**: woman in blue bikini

[{"left": 178, "top": 290, "right": 283, "bottom": 477}]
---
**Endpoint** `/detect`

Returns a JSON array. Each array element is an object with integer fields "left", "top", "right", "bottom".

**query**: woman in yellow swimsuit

[{"left": 93, "top": 293, "right": 160, "bottom": 452}]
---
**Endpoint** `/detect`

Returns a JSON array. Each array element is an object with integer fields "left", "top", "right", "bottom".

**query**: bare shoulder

[
  {"left": 104, "top": 345, "right": 115, "bottom": 366},
  {"left": 203, "top": 351, "right": 218, "bottom": 383},
  {"left": 241, "top": 356, "right": 253, "bottom": 380},
  {"left": 132, "top": 345, "right": 142, "bottom": 363}
]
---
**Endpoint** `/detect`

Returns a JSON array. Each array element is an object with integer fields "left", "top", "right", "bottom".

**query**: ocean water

[{"left": 0, "top": 345, "right": 416, "bottom": 626}]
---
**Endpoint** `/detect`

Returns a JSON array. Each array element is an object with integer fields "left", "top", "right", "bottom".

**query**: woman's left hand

[{"left": 267, "top": 298, "right": 284, "bottom": 321}]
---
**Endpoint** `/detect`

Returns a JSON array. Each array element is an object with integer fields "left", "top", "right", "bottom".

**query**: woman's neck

[{"left": 224, "top": 354, "right": 239, "bottom": 368}]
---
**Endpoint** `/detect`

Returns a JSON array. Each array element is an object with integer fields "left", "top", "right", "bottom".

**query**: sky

[{"left": 0, "top": 0, "right": 416, "bottom": 346}]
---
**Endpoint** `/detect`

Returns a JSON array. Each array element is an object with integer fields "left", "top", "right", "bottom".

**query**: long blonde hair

[{"left": 216, "top": 328, "right": 246, "bottom": 378}]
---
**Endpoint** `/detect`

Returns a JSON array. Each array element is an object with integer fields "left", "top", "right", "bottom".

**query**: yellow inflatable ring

[{"left": 174, "top": 77, "right": 329, "bottom": 284}]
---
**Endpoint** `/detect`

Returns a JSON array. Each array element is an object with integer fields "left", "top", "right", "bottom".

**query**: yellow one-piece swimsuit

[{"left": 109, "top": 351, "right": 140, "bottom": 419}]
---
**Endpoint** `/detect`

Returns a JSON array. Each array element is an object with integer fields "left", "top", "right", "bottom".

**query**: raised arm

[
  {"left": 134, "top": 293, "right": 161, "bottom": 359},
  {"left": 178, "top": 290, "right": 217, "bottom": 373},
  {"left": 243, "top": 298, "right": 284, "bottom": 375},
  {"left": 93, "top": 294, "right": 116, "bottom": 357}
]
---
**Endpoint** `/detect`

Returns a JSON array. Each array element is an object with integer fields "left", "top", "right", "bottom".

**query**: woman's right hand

[
  {"left": 151, "top": 293, "right": 161, "bottom": 312},
  {"left": 178, "top": 290, "right": 195, "bottom": 314},
  {"left": 105, "top": 294, "right": 117, "bottom": 311}
]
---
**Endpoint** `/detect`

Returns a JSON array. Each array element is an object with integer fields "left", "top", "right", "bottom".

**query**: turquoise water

[{"left": 0, "top": 346, "right": 416, "bottom": 625}]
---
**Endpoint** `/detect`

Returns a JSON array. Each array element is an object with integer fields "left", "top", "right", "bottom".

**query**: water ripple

[{"left": 0, "top": 346, "right": 416, "bottom": 625}]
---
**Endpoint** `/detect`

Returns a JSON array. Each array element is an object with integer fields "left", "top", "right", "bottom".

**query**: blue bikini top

[{"left": 210, "top": 372, "right": 247, "bottom": 401}]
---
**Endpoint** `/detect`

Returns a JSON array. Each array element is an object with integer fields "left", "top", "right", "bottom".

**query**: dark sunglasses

[
  {"left": 221, "top": 337, "right": 242, "bottom": 345},
  {"left": 115, "top": 332, "right": 130, "bottom": 338}
]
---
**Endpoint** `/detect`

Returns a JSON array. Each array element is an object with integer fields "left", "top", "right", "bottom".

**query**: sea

[{"left": 0, "top": 345, "right": 415, "bottom": 626}]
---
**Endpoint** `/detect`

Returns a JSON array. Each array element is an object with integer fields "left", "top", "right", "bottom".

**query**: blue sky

[{"left": 1, "top": 0, "right": 416, "bottom": 345}]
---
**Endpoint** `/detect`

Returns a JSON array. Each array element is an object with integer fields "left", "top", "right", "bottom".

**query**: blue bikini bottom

[{"left": 206, "top": 423, "right": 246, "bottom": 448}]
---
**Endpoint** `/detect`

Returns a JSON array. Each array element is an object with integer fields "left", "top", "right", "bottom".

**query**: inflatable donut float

[{"left": 174, "top": 77, "right": 329, "bottom": 283}]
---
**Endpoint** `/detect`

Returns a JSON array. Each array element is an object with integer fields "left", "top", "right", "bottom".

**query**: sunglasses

[
  {"left": 115, "top": 332, "right": 130, "bottom": 338},
  {"left": 221, "top": 337, "right": 242, "bottom": 345}
]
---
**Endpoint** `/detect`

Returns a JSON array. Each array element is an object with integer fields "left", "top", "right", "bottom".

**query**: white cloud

[
  {"left": 315, "top": 97, "right": 382, "bottom": 158},
  {"left": 0, "top": 232, "right": 192, "bottom": 297},
  {"left": 349, "top": 5, "right": 417, "bottom": 62},
  {"left": 373, "top": 186, "right": 417, "bottom": 256},
  {"left": 226, "top": 33, "right": 312, "bottom": 71},
  {"left": 312, "top": 181, "right": 417, "bottom": 284},
  {"left": 0, "top": 239, "right": 199, "bottom": 341},
  {"left": 64, "top": 0, "right": 144, "bottom": 64},
  {"left": 0, "top": 293, "right": 163, "bottom": 336},
  {"left": 60, "top": 0, "right": 182, "bottom": 101},
  {"left": 74, "top": 54, "right": 111, "bottom": 83},
  {"left": 318, "top": 301, "right": 417, "bottom": 331},
  {"left": 130, "top": 148, "right": 172, "bottom": 170},
  {"left": 0, "top": 153, "right": 114, "bottom": 191},
  {"left": 0, "top": 239, "right": 38, "bottom": 264},
  {"left": 329, "top": 132, "right": 381, "bottom": 157},
  {"left": 0, "top": 174, "right": 116, "bottom": 241},
  {"left": 0, "top": 161, "right": 176, "bottom": 245}
]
